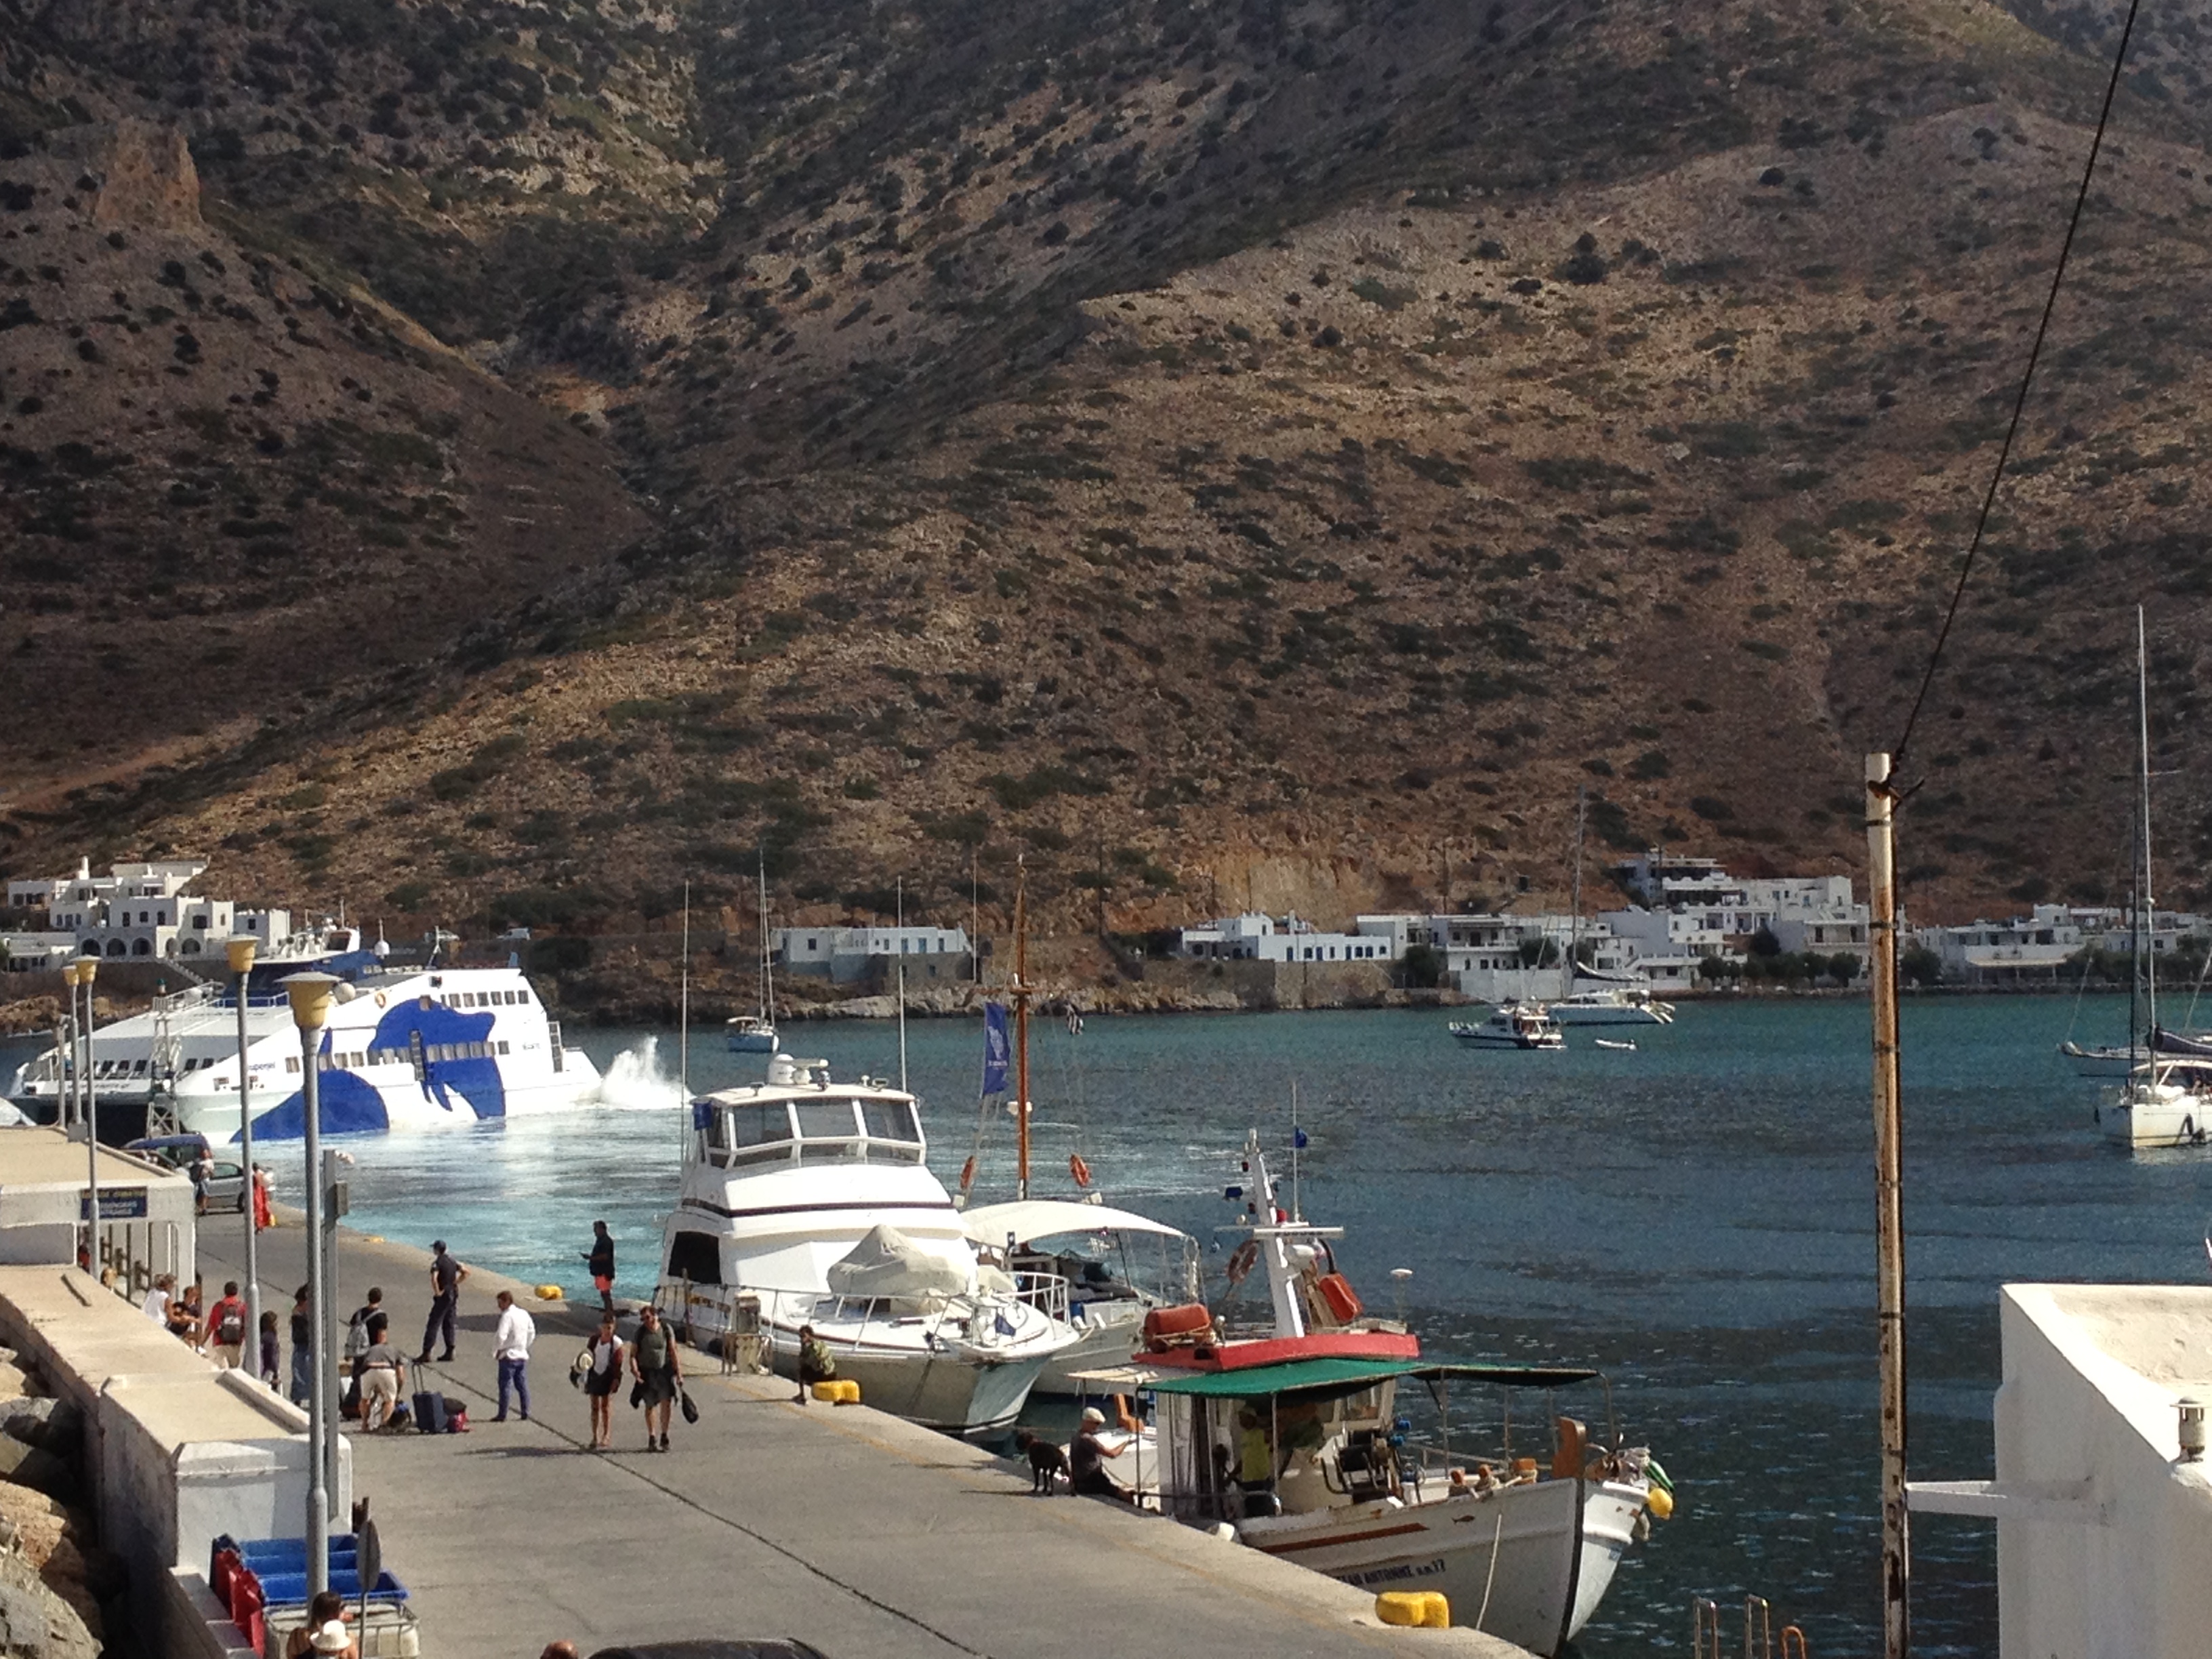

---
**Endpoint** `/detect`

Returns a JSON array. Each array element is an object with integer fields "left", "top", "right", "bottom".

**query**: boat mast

[
  {"left": 1566, "top": 785, "right": 1586, "bottom": 1000},
  {"left": 757, "top": 851, "right": 775, "bottom": 1028},
  {"left": 895, "top": 876, "right": 909, "bottom": 1096},
  {"left": 2139, "top": 606, "right": 2158, "bottom": 1046},
  {"left": 1013, "top": 857, "right": 1031, "bottom": 1202},
  {"left": 679, "top": 880, "right": 691, "bottom": 1099}
]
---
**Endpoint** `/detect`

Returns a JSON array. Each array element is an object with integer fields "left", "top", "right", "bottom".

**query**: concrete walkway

[{"left": 195, "top": 1211, "right": 1520, "bottom": 1659}]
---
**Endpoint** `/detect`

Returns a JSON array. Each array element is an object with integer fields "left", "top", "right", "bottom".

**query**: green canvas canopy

[{"left": 1143, "top": 1358, "right": 1597, "bottom": 1402}]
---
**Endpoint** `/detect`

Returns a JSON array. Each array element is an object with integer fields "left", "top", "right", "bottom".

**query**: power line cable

[{"left": 1892, "top": 0, "right": 2148, "bottom": 767}]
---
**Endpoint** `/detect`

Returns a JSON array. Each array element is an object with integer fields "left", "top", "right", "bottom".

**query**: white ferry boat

[
  {"left": 7, "top": 950, "right": 599, "bottom": 1141},
  {"left": 657, "top": 1054, "right": 1073, "bottom": 1434}
]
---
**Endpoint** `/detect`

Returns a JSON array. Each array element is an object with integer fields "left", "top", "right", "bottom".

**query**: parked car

[{"left": 125, "top": 1135, "right": 247, "bottom": 1214}]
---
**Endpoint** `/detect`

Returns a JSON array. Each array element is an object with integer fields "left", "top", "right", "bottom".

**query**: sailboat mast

[
  {"left": 757, "top": 851, "right": 776, "bottom": 1027},
  {"left": 1013, "top": 859, "right": 1031, "bottom": 1202},
  {"left": 2139, "top": 606, "right": 2158, "bottom": 1042},
  {"left": 895, "top": 877, "right": 909, "bottom": 1096},
  {"left": 1566, "top": 785, "right": 1586, "bottom": 1000},
  {"left": 679, "top": 879, "right": 691, "bottom": 1099}
]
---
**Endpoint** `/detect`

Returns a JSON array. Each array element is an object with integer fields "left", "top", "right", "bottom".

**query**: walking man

[
  {"left": 491, "top": 1290, "right": 536, "bottom": 1422},
  {"left": 202, "top": 1279, "right": 249, "bottom": 1368},
  {"left": 415, "top": 1241, "right": 466, "bottom": 1364},
  {"left": 630, "top": 1304, "right": 681, "bottom": 1452},
  {"left": 585, "top": 1221, "right": 616, "bottom": 1312}
]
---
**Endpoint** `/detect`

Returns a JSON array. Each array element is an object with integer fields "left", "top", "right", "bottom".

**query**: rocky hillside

[{"left": 6, "top": 0, "right": 2212, "bottom": 947}]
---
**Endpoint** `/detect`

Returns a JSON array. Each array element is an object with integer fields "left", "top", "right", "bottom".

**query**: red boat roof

[{"left": 1141, "top": 1328, "right": 1421, "bottom": 1371}]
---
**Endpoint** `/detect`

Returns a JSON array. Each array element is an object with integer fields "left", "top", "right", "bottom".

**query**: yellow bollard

[
  {"left": 812, "top": 1380, "right": 842, "bottom": 1402},
  {"left": 834, "top": 1379, "right": 861, "bottom": 1404},
  {"left": 533, "top": 1284, "right": 563, "bottom": 1301}
]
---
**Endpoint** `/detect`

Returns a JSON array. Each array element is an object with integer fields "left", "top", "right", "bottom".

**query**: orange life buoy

[
  {"left": 1225, "top": 1240, "right": 1261, "bottom": 1285},
  {"left": 959, "top": 1155, "right": 977, "bottom": 1193},
  {"left": 1069, "top": 1153, "right": 1092, "bottom": 1188}
]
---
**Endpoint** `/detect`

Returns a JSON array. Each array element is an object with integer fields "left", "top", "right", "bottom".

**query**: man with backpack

[
  {"left": 344, "top": 1288, "right": 384, "bottom": 1418},
  {"left": 202, "top": 1281, "right": 249, "bottom": 1368}
]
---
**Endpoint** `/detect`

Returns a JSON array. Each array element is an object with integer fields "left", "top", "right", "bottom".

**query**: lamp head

[
  {"left": 77, "top": 958, "right": 97, "bottom": 987},
  {"left": 60, "top": 961, "right": 79, "bottom": 989},
  {"left": 226, "top": 936, "right": 258, "bottom": 977},
  {"left": 280, "top": 971, "right": 341, "bottom": 1031}
]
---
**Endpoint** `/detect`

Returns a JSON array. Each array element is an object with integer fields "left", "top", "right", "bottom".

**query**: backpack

[{"left": 213, "top": 1302, "right": 245, "bottom": 1345}]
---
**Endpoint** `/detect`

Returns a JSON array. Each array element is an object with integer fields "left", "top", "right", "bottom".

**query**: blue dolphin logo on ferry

[{"left": 246, "top": 999, "right": 508, "bottom": 1139}]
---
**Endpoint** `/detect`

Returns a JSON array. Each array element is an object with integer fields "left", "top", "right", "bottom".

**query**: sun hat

[
  {"left": 1080, "top": 1406, "right": 1105, "bottom": 1427},
  {"left": 308, "top": 1620, "right": 351, "bottom": 1653}
]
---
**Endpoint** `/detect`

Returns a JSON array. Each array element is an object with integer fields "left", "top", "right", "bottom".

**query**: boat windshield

[{"left": 702, "top": 1094, "right": 924, "bottom": 1168}]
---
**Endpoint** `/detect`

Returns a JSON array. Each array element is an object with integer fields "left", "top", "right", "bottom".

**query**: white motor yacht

[
  {"left": 2100, "top": 1057, "right": 2212, "bottom": 1150},
  {"left": 1544, "top": 985, "right": 1675, "bottom": 1027},
  {"left": 962, "top": 1199, "right": 1200, "bottom": 1397},
  {"left": 1448, "top": 1004, "right": 1565, "bottom": 1050},
  {"left": 658, "top": 1054, "right": 1075, "bottom": 1435}
]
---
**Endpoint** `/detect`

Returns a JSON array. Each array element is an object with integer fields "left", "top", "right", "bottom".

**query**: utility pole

[{"left": 1866, "top": 752, "right": 1909, "bottom": 1659}]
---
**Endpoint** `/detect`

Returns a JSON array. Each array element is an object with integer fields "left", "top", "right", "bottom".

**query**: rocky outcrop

[
  {"left": 0, "top": 1355, "right": 107, "bottom": 1656},
  {"left": 87, "top": 120, "right": 200, "bottom": 230}
]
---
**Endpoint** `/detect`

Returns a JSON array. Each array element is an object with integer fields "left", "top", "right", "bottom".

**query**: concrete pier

[{"left": 190, "top": 1213, "right": 1523, "bottom": 1658}]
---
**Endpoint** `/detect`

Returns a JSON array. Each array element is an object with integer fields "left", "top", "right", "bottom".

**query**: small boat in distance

[
  {"left": 1449, "top": 1004, "right": 1565, "bottom": 1050},
  {"left": 1593, "top": 1038, "right": 1638, "bottom": 1052},
  {"left": 727, "top": 855, "right": 779, "bottom": 1054},
  {"left": 1547, "top": 985, "right": 1676, "bottom": 1026},
  {"left": 2062, "top": 1040, "right": 2147, "bottom": 1079}
]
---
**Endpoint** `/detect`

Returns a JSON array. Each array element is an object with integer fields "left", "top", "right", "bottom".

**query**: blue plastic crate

[{"left": 255, "top": 1568, "right": 407, "bottom": 1605}]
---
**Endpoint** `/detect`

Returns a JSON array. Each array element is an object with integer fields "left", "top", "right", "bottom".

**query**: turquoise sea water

[{"left": 91, "top": 994, "right": 2212, "bottom": 1655}]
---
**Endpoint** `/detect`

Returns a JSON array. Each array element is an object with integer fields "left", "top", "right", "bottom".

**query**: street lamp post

[
  {"left": 227, "top": 937, "right": 262, "bottom": 1377},
  {"left": 70, "top": 960, "right": 100, "bottom": 1269},
  {"left": 281, "top": 970, "right": 339, "bottom": 1595}
]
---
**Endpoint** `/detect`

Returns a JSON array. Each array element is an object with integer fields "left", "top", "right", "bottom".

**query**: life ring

[
  {"left": 959, "top": 1155, "right": 977, "bottom": 1193},
  {"left": 1069, "top": 1153, "right": 1092, "bottom": 1189},
  {"left": 1225, "top": 1240, "right": 1261, "bottom": 1285},
  {"left": 374, "top": 992, "right": 386, "bottom": 1008}
]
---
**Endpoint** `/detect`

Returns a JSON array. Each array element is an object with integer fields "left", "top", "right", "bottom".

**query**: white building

[
  {"left": 773, "top": 924, "right": 972, "bottom": 984},
  {"left": 1174, "top": 914, "right": 1398, "bottom": 966},
  {"left": 1909, "top": 1283, "right": 2212, "bottom": 1659},
  {"left": 1602, "top": 853, "right": 1870, "bottom": 989},
  {"left": 1914, "top": 906, "right": 2091, "bottom": 985},
  {"left": 5, "top": 857, "right": 289, "bottom": 963}
]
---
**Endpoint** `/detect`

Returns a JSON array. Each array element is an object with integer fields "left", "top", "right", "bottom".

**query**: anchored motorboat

[
  {"left": 1448, "top": 1004, "right": 1565, "bottom": 1050},
  {"left": 1546, "top": 986, "right": 1675, "bottom": 1027},
  {"left": 656, "top": 1053, "right": 1074, "bottom": 1435},
  {"left": 963, "top": 1198, "right": 1200, "bottom": 1397},
  {"left": 1107, "top": 1132, "right": 1662, "bottom": 1654}
]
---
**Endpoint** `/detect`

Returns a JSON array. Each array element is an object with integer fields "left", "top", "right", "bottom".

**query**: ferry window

[
  {"left": 665, "top": 1231, "right": 723, "bottom": 1286},
  {"left": 285, "top": 1057, "right": 300, "bottom": 1073},
  {"left": 498, "top": 1040, "right": 510, "bottom": 1055},
  {"left": 861, "top": 1101, "right": 919, "bottom": 1143},
  {"left": 725, "top": 1103, "right": 793, "bottom": 1147},
  {"left": 418, "top": 996, "right": 432, "bottom": 1011},
  {"left": 797, "top": 1099, "right": 861, "bottom": 1139}
]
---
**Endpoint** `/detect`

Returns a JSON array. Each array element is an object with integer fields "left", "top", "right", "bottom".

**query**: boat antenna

[
  {"left": 895, "top": 876, "right": 909, "bottom": 1096},
  {"left": 2139, "top": 607, "right": 2158, "bottom": 1048},
  {"left": 1013, "top": 855, "right": 1031, "bottom": 1202},
  {"left": 679, "top": 880, "right": 691, "bottom": 1108},
  {"left": 1289, "top": 1080, "right": 1301, "bottom": 1223}
]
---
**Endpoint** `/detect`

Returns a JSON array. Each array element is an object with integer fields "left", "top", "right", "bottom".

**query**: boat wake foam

[{"left": 594, "top": 1038, "right": 687, "bottom": 1112}]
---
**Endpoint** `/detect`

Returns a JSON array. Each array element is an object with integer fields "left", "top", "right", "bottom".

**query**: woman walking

[
  {"left": 582, "top": 1310, "right": 623, "bottom": 1452},
  {"left": 288, "top": 1284, "right": 312, "bottom": 1408},
  {"left": 630, "top": 1305, "right": 682, "bottom": 1453}
]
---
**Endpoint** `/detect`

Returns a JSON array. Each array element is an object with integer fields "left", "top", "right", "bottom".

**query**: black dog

[{"left": 1015, "top": 1430, "right": 1069, "bottom": 1494}]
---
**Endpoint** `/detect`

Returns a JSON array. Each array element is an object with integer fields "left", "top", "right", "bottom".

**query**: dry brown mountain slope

[{"left": 7, "top": 0, "right": 2212, "bottom": 941}]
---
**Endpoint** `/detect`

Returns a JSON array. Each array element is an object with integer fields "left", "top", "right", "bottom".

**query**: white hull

[
  {"left": 1546, "top": 1002, "right": 1673, "bottom": 1027},
  {"left": 2102, "top": 1094, "right": 2211, "bottom": 1149},
  {"left": 1449, "top": 1028, "right": 1564, "bottom": 1051},
  {"left": 9, "top": 966, "right": 600, "bottom": 1141},
  {"left": 675, "top": 1289, "right": 1051, "bottom": 1433},
  {"left": 1240, "top": 1475, "right": 1645, "bottom": 1654},
  {"left": 1035, "top": 1300, "right": 1149, "bottom": 1396},
  {"left": 2064, "top": 1042, "right": 2146, "bottom": 1079}
]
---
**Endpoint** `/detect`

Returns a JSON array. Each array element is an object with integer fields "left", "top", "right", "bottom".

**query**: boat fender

[
  {"left": 958, "top": 1155, "right": 977, "bottom": 1195},
  {"left": 533, "top": 1284, "right": 562, "bottom": 1301},
  {"left": 1069, "top": 1153, "right": 1092, "bottom": 1189},
  {"left": 1647, "top": 1486, "right": 1675, "bottom": 1521},
  {"left": 1225, "top": 1240, "right": 1261, "bottom": 1285}
]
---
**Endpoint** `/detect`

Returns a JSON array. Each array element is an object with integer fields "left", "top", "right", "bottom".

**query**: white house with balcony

[
  {"left": 1603, "top": 854, "right": 1870, "bottom": 988},
  {"left": 6, "top": 857, "right": 289, "bottom": 964},
  {"left": 1174, "top": 914, "right": 1399, "bottom": 966},
  {"left": 773, "top": 924, "right": 972, "bottom": 984}
]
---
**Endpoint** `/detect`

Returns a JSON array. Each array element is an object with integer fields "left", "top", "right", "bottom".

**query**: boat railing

[{"left": 1010, "top": 1269, "right": 1070, "bottom": 1326}]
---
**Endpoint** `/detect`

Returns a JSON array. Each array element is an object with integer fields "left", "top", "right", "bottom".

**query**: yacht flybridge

[{"left": 657, "top": 1054, "right": 1073, "bottom": 1435}]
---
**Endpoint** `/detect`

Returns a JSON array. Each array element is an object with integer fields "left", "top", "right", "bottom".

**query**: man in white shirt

[
  {"left": 491, "top": 1290, "right": 536, "bottom": 1422},
  {"left": 140, "top": 1273, "right": 174, "bottom": 1324}
]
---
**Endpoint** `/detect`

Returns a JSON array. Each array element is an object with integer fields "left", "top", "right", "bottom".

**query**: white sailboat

[
  {"left": 2101, "top": 608, "right": 2209, "bottom": 1150},
  {"left": 726, "top": 855, "right": 779, "bottom": 1054}
]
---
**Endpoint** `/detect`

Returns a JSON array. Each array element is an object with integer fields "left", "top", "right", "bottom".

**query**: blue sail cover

[{"left": 981, "top": 1002, "right": 1010, "bottom": 1097}]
